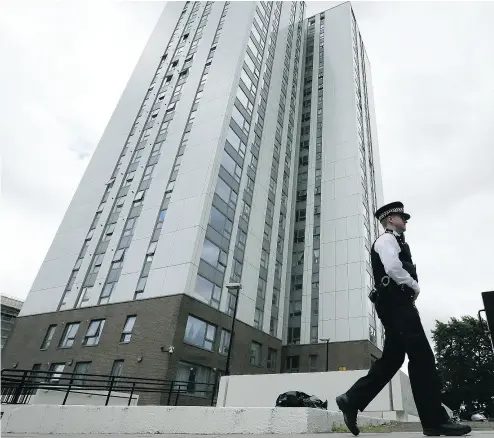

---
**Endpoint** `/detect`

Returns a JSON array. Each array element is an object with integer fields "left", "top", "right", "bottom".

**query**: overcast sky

[{"left": 1, "top": 1, "right": 493, "bottom": 350}]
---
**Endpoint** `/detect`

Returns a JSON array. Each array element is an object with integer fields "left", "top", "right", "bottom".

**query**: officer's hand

[{"left": 413, "top": 291, "right": 420, "bottom": 302}]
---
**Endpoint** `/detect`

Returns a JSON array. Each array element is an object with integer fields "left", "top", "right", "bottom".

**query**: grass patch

[{"left": 332, "top": 423, "right": 390, "bottom": 433}]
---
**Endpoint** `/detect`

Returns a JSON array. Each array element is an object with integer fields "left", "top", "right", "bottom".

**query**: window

[
  {"left": 288, "top": 326, "right": 301, "bottom": 344},
  {"left": 292, "top": 251, "right": 304, "bottom": 267},
  {"left": 245, "top": 52, "right": 258, "bottom": 78},
  {"left": 73, "top": 362, "right": 91, "bottom": 386},
  {"left": 266, "top": 199, "right": 274, "bottom": 218},
  {"left": 251, "top": 24, "right": 262, "bottom": 47},
  {"left": 121, "top": 316, "right": 136, "bottom": 343},
  {"left": 294, "top": 229, "right": 305, "bottom": 243},
  {"left": 227, "top": 288, "right": 237, "bottom": 317},
  {"left": 110, "top": 360, "right": 124, "bottom": 379},
  {"left": 83, "top": 320, "right": 105, "bottom": 346},
  {"left": 269, "top": 176, "right": 276, "bottom": 192},
  {"left": 232, "top": 104, "right": 250, "bottom": 135},
  {"left": 312, "top": 298, "right": 319, "bottom": 315},
  {"left": 254, "top": 307, "right": 263, "bottom": 329},
  {"left": 309, "top": 355, "right": 318, "bottom": 372},
  {"left": 230, "top": 258, "right": 243, "bottom": 282},
  {"left": 270, "top": 317, "right": 278, "bottom": 337},
  {"left": 175, "top": 361, "right": 214, "bottom": 397},
  {"left": 260, "top": 249, "right": 269, "bottom": 269},
  {"left": 219, "top": 329, "right": 231, "bottom": 355},
  {"left": 285, "top": 355, "right": 299, "bottom": 373},
  {"left": 263, "top": 225, "right": 271, "bottom": 242},
  {"left": 275, "top": 261, "right": 282, "bottom": 280},
  {"left": 237, "top": 87, "right": 253, "bottom": 114},
  {"left": 235, "top": 228, "right": 247, "bottom": 252},
  {"left": 215, "top": 177, "right": 237, "bottom": 207},
  {"left": 295, "top": 209, "right": 306, "bottom": 222},
  {"left": 184, "top": 315, "right": 216, "bottom": 351},
  {"left": 240, "top": 68, "right": 256, "bottom": 94},
  {"left": 267, "top": 348, "right": 277, "bottom": 371},
  {"left": 226, "top": 126, "right": 247, "bottom": 158},
  {"left": 201, "top": 239, "right": 227, "bottom": 272},
  {"left": 193, "top": 275, "right": 221, "bottom": 308},
  {"left": 249, "top": 342, "right": 262, "bottom": 366},
  {"left": 250, "top": 153, "right": 258, "bottom": 171},
  {"left": 221, "top": 151, "right": 242, "bottom": 182},
  {"left": 289, "top": 300, "right": 302, "bottom": 316},
  {"left": 245, "top": 176, "right": 255, "bottom": 196},
  {"left": 40, "top": 325, "right": 56, "bottom": 349},
  {"left": 257, "top": 277, "right": 266, "bottom": 299},
  {"left": 48, "top": 363, "right": 65, "bottom": 383},
  {"left": 272, "top": 287, "right": 280, "bottom": 307},
  {"left": 59, "top": 322, "right": 80, "bottom": 348},
  {"left": 313, "top": 248, "right": 320, "bottom": 264},
  {"left": 310, "top": 326, "right": 318, "bottom": 344}
]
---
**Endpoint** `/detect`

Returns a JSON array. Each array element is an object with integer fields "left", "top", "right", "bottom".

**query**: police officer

[{"left": 335, "top": 202, "right": 471, "bottom": 437}]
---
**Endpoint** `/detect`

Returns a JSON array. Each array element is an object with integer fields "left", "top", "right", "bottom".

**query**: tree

[{"left": 432, "top": 316, "right": 494, "bottom": 418}]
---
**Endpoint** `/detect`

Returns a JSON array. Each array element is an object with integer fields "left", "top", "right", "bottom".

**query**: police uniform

[{"left": 335, "top": 202, "right": 471, "bottom": 437}]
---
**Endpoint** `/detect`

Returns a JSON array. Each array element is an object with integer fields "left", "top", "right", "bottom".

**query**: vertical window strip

[
  {"left": 61, "top": 2, "right": 196, "bottom": 311},
  {"left": 271, "top": 3, "right": 303, "bottom": 337},
  {"left": 255, "top": 3, "right": 297, "bottom": 332},
  {"left": 229, "top": 2, "right": 279, "bottom": 290},
  {"left": 309, "top": 13, "right": 325, "bottom": 343},
  {"left": 287, "top": 14, "right": 315, "bottom": 346},
  {"left": 134, "top": 2, "right": 231, "bottom": 301}
]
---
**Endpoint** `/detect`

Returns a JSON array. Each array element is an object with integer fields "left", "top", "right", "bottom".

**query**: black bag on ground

[{"left": 275, "top": 391, "right": 328, "bottom": 410}]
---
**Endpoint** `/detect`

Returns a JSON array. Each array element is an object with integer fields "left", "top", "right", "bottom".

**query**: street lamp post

[
  {"left": 320, "top": 338, "right": 330, "bottom": 371},
  {"left": 224, "top": 283, "right": 242, "bottom": 376}
]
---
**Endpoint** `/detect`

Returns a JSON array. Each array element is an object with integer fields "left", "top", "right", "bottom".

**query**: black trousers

[{"left": 345, "top": 293, "right": 449, "bottom": 427}]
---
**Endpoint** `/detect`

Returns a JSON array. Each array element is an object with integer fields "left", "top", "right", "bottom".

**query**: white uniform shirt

[{"left": 374, "top": 230, "right": 420, "bottom": 295}]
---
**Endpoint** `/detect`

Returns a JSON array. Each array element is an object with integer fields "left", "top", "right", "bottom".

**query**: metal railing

[{"left": 1, "top": 369, "right": 218, "bottom": 406}]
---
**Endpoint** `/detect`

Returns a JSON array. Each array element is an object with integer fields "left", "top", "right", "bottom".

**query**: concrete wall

[
  {"left": 0, "top": 405, "right": 386, "bottom": 435},
  {"left": 217, "top": 369, "right": 418, "bottom": 421}
]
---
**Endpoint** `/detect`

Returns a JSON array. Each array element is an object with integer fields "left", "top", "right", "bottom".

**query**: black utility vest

[{"left": 371, "top": 230, "right": 418, "bottom": 288}]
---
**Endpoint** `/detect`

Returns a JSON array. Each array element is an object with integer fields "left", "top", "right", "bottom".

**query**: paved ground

[{"left": 3, "top": 433, "right": 493, "bottom": 437}]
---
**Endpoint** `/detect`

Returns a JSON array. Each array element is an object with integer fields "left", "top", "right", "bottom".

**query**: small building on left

[{"left": 1, "top": 295, "right": 24, "bottom": 350}]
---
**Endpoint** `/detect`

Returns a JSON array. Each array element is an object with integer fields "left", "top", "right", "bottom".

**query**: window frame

[
  {"left": 73, "top": 361, "right": 91, "bottom": 386},
  {"left": 267, "top": 348, "right": 277, "bottom": 371},
  {"left": 120, "top": 316, "right": 136, "bottom": 344},
  {"left": 83, "top": 319, "right": 105, "bottom": 347},
  {"left": 249, "top": 341, "right": 262, "bottom": 367},
  {"left": 219, "top": 329, "right": 231, "bottom": 355},
  {"left": 40, "top": 324, "right": 57, "bottom": 350},
  {"left": 59, "top": 322, "right": 80, "bottom": 349},
  {"left": 184, "top": 315, "right": 217, "bottom": 351}
]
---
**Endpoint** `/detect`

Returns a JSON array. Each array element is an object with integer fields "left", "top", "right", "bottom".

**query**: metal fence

[{"left": 1, "top": 368, "right": 218, "bottom": 406}]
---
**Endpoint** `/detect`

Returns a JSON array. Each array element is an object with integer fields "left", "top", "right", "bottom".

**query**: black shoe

[
  {"left": 335, "top": 394, "right": 360, "bottom": 436},
  {"left": 423, "top": 419, "right": 472, "bottom": 436}
]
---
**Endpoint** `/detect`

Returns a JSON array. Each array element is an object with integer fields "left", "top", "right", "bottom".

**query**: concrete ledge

[{"left": 1, "top": 405, "right": 386, "bottom": 434}]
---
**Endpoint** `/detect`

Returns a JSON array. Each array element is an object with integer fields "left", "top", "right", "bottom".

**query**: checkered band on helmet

[{"left": 378, "top": 207, "right": 404, "bottom": 222}]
